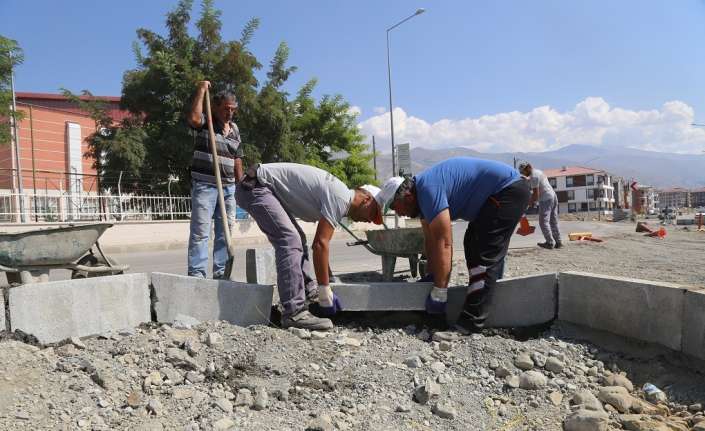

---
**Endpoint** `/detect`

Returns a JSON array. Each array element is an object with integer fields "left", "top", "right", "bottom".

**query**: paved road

[
  {"left": 90, "top": 220, "right": 628, "bottom": 279},
  {"left": 5, "top": 220, "right": 628, "bottom": 284}
]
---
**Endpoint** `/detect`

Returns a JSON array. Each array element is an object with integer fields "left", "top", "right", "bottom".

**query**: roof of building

[
  {"left": 658, "top": 187, "right": 691, "bottom": 193},
  {"left": 543, "top": 166, "right": 605, "bottom": 177},
  {"left": 690, "top": 187, "right": 705, "bottom": 193},
  {"left": 16, "top": 92, "right": 121, "bottom": 102},
  {"left": 15, "top": 91, "right": 128, "bottom": 122}
]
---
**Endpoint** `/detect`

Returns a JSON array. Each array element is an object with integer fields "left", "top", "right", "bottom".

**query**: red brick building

[{"left": 1, "top": 92, "right": 127, "bottom": 194}]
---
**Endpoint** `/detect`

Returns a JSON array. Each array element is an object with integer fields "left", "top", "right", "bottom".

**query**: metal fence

[{"left": 0, "top": 192, "right": 193, "bottom": 223}]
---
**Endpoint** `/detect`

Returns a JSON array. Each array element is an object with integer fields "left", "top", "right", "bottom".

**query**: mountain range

[{"left": 372, "top": 144, "right": 705, "bottom": 189}]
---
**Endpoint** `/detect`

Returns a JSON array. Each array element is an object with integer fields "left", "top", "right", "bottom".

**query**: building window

[
  {"left": 568, "top": 203, "right": 577, "bottom": 213},
  {"left": 589, "top": 202, "right": 597, "bottom": 210},
  {"left": 586, "top": 175, "right": 594, "bottom": 186},
  {"left": 587, "top": 189, "right": 594, "bottom": 199},
  {"left": 567, "top": 190, "right": 575, "bottom": 200},
  {"left": 566, "top": 176, "right": 574, "bottom": 187},
  {"left": 581, "top": 203, "right": 588, "bottom": 211},
  {"left": 548, "top": 177, "right": 557, "bottom": 188}
]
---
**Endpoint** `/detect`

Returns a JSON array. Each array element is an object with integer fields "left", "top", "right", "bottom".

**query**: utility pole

[
  {"left": 372, "top": 135, "right": 377, "bottom": 181},
  {"left": 10, "top": 58, "right": 26, "bottom": 222},
  {"left": 29, "top": 106, "right": 38, "bottom": 222}
]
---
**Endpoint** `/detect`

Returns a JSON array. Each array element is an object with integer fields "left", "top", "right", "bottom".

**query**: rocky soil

[
  {"left": 1, "top": 222, "right": 704, "bottom": 430},
  {"left": 496, "top": 226, "right": 703, "bottom": 288},
  {"left": 1, "top": 316, "right": 705, "bottom": 430}
]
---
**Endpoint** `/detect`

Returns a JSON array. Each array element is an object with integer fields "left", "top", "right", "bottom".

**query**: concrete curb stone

[
  {"left": 151, "top": 272, "right": 273, "bottom": 327},
  {"left": 682, "top": 288, "right": 705, "bottom": 360},
  {"left": 9, "top": 273, "right": 151, "bottom": 344},
  {"left": 558, "top": 272, "right": 687, "bottom": 351}
]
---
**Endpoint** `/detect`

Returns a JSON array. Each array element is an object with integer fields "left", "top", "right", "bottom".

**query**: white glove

[
  {"left": 429, "top": 286, "right": 447, "bottom": 303},
  {"left": 318, "top": 284, "right": 334, "bottom": 307}
]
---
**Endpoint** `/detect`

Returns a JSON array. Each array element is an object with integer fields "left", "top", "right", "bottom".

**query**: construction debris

[
  {"left": 635, "top": 222, "right": 667, "bottom": 238},
  {"left": 568, "top": 232, "right": 604, "bottom": 243}
]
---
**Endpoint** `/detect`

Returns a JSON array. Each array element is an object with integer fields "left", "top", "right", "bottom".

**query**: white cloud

[
  {"left": 357, "top": 97, "right": 705, "bottom": 154},
  {"left": 373, "top": 106, "right": 386, "bottom": 114},
  {"left": 347, "top": 105, "right": 362, "bottom": 117}
]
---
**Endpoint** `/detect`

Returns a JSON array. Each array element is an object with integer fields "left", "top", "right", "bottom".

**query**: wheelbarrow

[
  {"left": 340, "top": 224, "right": 425, "bottom": 281},
  {"left": 0, "top": 223, "right": 129, "bottom": 285}
]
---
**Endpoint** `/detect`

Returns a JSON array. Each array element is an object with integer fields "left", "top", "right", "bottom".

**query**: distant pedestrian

[
  {"left": 186, "top": 80, "right": 244, "bottom": 279},
  {"left": 519, "top": 162, "right": 562, "bottom": 249}
]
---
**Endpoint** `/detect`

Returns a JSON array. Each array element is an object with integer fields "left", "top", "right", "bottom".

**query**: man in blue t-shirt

[{"left": 380, "top": 157, "right": 530, "bottom": 331}]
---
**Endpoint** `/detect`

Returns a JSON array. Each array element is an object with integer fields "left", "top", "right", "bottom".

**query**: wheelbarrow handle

[
  {"left": 346, "top": 240, "right": 369, "bottom": 247},
  {"left": 339, "top": 222, "right": 363, "bottom": 242}
]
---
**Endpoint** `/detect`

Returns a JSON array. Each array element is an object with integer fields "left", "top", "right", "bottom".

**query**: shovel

[{"left": 204, "top": 87, "right": 236, "bottom": 279}]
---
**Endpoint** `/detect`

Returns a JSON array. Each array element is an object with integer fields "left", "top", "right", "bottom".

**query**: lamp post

[
  {"left": 9, "top": 54, "right": 26, "bottom": 222},
  {"left": 387, "top": 8, "right": 425, "bottom": 178}
]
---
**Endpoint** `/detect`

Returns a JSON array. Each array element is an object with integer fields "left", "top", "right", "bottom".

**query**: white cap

[
  {"left": 360, "top": 184, "right": 381, "bottom": 202},
  {"left": 378, "top": 177, "right": 405, "bottom": 210},
  {"left": 360, "top": 184, "right": 383, "bottom": 224}
]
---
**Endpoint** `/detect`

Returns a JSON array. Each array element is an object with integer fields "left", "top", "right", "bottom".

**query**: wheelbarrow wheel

[{"left": 71, "top": 252, "right": 124, "bottom": 279}]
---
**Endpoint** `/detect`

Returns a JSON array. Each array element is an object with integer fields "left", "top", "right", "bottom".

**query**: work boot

[
  {"left": 537, "top": 242, "right": 554, "bottom": 249},
  {"left": 554, "top": 241, "right": 563, "bottom": 249},
  {"left": 281, "top": 309, "right": 333, "bottom": 331}
]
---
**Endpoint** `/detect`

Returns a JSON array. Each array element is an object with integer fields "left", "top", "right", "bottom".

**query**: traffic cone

[
  {"left": 516, "top": 216, "right": 536, "bottom": 236},
  {"left": 646, "top": 227, "right": 666, "bottom": 238}
]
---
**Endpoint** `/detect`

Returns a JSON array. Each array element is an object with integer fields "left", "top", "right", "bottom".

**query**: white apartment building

[
  {"left": 656, "top": 188, "right": 690, "bottom": 209},
  {"left": 543, "top": 166, "right": 615, "bottom": 215}
]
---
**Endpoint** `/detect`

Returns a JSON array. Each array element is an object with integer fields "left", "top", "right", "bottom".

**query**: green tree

[
  {"left": 0, "top": 36, "right": 24, "bottom": 147},
  {"left": 105, "top": 0, "right": 374, "bottom": 191},
  {"left": 61, "top": 89, "right": 147, "bottom": 192},
  {"left": 292, "top": 87, "right": 376, "bottom": 187}
]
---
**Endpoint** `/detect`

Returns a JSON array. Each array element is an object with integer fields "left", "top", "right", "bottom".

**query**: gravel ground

[
  {"left": 1, "top": 319, "right": 704, "bottom": 431},
  {"left": 495, "top": 224, "right": 703, "bottom": 287},
  {"left": 1, "top": 221, "right": 705, "bottom": 430}
]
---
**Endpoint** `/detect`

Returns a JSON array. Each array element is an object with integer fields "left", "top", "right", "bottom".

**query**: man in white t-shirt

[
  {"left": 519, "top": 162, "right": 562, "bottom": 249},
  {"left": 236, "top": 163, "right": 387, "bottom": 330}
]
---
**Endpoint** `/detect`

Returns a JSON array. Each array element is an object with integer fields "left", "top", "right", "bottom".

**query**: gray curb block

[
  {"left": 9, "top": 274, "right": 151, "bottom": 344},
  {"left": 0, "top": 271, "right": 703, "bottom": 363},
  {"left": 151, "top": 272, "right": 273, "bottom": 327}
]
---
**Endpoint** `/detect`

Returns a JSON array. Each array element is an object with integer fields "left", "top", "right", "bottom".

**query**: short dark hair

[
  {"left": 394, "top": 177, "right": 415, "bottom": 203},
  {"left": 213, "top": 90, "right": 237, "bottom": 107}
]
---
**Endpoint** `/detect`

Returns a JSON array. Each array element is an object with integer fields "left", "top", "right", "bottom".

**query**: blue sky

[{"left": 3, "top": 0, "right": 705, "bottom": 153}]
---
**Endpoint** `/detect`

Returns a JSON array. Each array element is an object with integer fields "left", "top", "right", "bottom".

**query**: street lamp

[
  {"left": 9, "top": 53, "right": 26, "bottom": 222},
  {"left": 387, "top": 8, "right": 425, "bottom": 178}
]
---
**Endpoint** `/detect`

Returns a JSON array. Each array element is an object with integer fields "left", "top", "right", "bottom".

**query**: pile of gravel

[{"left": 1, "top": 317, "right": 704, "bottom": 430}]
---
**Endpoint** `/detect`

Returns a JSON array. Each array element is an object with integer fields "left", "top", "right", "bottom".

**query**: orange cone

[
  {"left": 645, "top": 227, "right": 666, "bottom": 238},
  {"left": 516, "top": 216, "right": 536, "bottom": 236}
]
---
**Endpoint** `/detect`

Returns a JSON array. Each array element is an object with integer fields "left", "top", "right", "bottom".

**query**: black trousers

[{"left": 455, "top": 179, "right": 531, "bottom": 330}]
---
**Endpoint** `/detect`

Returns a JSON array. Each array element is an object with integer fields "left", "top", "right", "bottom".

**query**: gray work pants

[
  {"left": 235, "top": 181, "right": 316, "bottom": 318},
  {"left": 538, "top": 195, "right": 561, "bottom": 244}
]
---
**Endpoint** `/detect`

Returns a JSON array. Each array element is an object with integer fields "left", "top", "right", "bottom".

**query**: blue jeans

[{"left": 188, "top": 179, "right": 236, "bottom": 278}]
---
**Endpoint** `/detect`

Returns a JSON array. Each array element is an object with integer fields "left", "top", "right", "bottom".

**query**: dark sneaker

[
  {"left": 537, "top": 242, "right": 554, "bottom": 249},
  {"left": 554, "top": 241, "right": 563, "bottom": 249},
  {"left": 281, "top": 310, "right": 333, "bottom": 331}
]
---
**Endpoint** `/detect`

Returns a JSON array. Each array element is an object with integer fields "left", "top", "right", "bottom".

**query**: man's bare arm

[
  {"left": 529, "top": 188, "right": 539, "bottom": 207},
  {"left": 421, "top": 219, "right": 434, "bottom": 271},
  {"left": 188, "top": 81, "right": 210, "bottom": 128},
  {"left": 312, "top": 217, "right": 335, "bottom": 286},
  {"left": 234, "top": 158, "right": 243, "bottom": 183},
  {"left": 427, "top": 209, "right": 453, "bottom": 288}
]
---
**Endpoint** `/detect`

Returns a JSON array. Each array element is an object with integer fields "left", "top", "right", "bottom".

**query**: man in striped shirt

[{"left": 186, "top": 81, "right": 244, "bottom": 279}]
